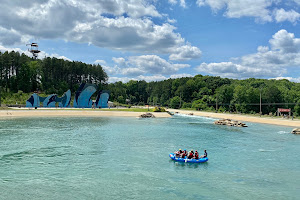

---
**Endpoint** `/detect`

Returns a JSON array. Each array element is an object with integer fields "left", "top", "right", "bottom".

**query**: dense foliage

[
  {"left": 0, "top": 51, "right": 107, "bottom": 96},
  {"left": 104, "top": 75, "right": 300, "bottom": 116}
]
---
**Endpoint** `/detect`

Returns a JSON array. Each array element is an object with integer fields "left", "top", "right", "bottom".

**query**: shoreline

[
  {"left": 0, "top": 108, "right": 171, "bottom": 118},
  {"left": 0, "top": 108, "right": 299, "bottom": 128},
  {"left": 167, "top": 109, "right": 300, "bottom": 128}
]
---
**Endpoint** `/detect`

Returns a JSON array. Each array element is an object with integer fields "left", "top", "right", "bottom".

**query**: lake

[{"left": 0, "top": 115, "right": 299, "bottom": 199}]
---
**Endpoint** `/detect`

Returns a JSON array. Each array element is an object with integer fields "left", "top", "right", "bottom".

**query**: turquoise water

[{"left": 0, "top": 115, "right": 299, "bottom": 200}]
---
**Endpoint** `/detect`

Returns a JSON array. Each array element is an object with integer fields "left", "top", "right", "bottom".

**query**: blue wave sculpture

[
  {"left": 43, "top": 94, "right": 57, "bottom": 107},
  {"left": 73, "top": 83, "right": 97, "bottom": 108},
  {"left": 95, "top": 90, "right": 110, "bottom": 108},
  {"left": 26, "top": 93, "right": 40, "bottom": 107},
  {"left": 26, "top": 84, "right": 106, "bottom": 108},
  {"left": 56, "top": 89, "right": 71, "bottom": 107}
]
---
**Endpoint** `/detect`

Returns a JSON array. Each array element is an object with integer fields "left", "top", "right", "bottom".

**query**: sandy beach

[
  {"left": 167, "top": 109, "right": 300, "bottom": 128},
  {"left": 1, "top": 108, "right": 299, "bottom": 128},
  {"left": 0, "top": 108, "right": 171, "bottom": 118}
]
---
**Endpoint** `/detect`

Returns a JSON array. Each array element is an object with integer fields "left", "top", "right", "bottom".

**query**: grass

[
  {"left": 95, "top": 108, "right": 155, "bottom": 112},
  {"left": 0, "top": 107, "right": 11, "bottom": 110}
]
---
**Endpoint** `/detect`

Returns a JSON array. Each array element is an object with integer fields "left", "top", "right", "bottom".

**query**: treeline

[
  {"left": 105, "top": 75, "right": 300, "bottom": 115},
  {"left": 1, "top": 50, "right": 300, "bottom": 115},
  {"left": 0, "top": 51, "right": 107, "bottom": 95}
]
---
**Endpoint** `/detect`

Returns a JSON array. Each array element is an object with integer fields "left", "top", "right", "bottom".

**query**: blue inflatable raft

[{"left": 169, "top": 153, "right": 208, "bottom": 163}]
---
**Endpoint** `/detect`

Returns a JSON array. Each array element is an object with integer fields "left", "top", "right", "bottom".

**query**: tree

[
  {"left": 170, "top": 96, "right": 181, "bottom": 109},
  {"left": 192, "top": 99, "right": 207, "bottom": 110}
]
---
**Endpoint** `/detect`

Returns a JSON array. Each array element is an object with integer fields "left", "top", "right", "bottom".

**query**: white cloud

[
  {"left": 257, "top": 46, "right": 269, "bottom": 53},
  {"left": 272, "top": 76, "right": 300, "bottom": 83},
  {"left": 109, "top": 55, "right": 190, "bottom": 76},
  {"left": 180, "top": 0, "right": 187, "bottom": 8},
  {"left": 294, "top": 0, "right": 300, "bottom": 5},
  {"left": 197, "top": 62, "right": 284, "bottom": 78},
  {"left": 137, "top": 75, "right": 167, "bottom": 82},
  {"left": 196, "top": 29, "right": 300, "bottom": 80},
  {"left": 0, "top": 0, "right": 201, "bottom": 61},
  {"left": 170, "top": 73, "right": 193, "bottom": 79},
  {"left": 269, "top": 29, "right": 300, "bottom": 53},
  {"left": 168, "top": 0, "right": 177, "bottom": 5},
  {"left": 167, "top": 18, "right": 177, "bottom": 24},
  {"left": 169, "top": 44, "right": 202, "bottom": 61},
  {"left": 196, "top": 0, "right": 300, "bottom": 23},
  {"left": 108, "top": 76, "right": 136, "bottom": 83},
  {"left": 168, "top": 0, "right": 186, "bottom": 8},
  {"left": 94, "top": 60, "right": 107, "bottom": 65},
  {"left": 273, "top": 8, "right": 300, "bottom": 23},
  {"left": 108, "top": 74, "right": 168, "bottom": 83}
]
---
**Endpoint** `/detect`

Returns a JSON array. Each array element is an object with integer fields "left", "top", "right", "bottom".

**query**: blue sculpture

[
  {"left": 56, "top": 89, "right": 71, "bottom": 107},
  {"left": 73, "top": 83, "right": 97, "bottom": 108},
  {"left": 26, "top": 93, "right": 40, "bottom": 107},
  {"left": 95, "top": 90, "right": 110, "bottom": 108},
  {"left": 43, "top": 94, "right": 57, "bottom": 107},
  {"left": 26, "top": 84, "right": 107, "bottom": 108}
]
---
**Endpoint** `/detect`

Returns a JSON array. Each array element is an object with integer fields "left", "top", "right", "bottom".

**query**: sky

[{"left": 0, "top": 0, "right": 300, "bottom": 83}]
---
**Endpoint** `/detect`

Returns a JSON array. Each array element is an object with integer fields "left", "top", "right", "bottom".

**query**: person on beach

[
  {"left": 200, "top": 150, "right": 207, "bottom": 158},
  {"left": 194, "top": 150, "right": 199, "bottom": 159}
]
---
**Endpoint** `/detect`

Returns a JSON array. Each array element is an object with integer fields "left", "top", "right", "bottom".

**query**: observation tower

[{"left": 27, "top": 43, "right": 40, "bottom": 59}]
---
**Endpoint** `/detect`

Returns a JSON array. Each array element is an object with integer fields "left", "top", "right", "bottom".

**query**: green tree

[
  {"left": 170, "top": 96, "right": 181, "bottom": 109},
  {"left": 192, "top": 99, "right": 207, "bottom": 110}
]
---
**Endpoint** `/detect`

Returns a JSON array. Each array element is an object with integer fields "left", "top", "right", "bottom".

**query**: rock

[
  {"left": 166, "top": 111, "right": 174, "bottom": 116},
  {"left": 214, "top": 119, "right": 247, "bottom": 127},
  {"left": 291, "top": 128, "right": 300, "bottom": 134},
  {"left": 140, "top": 113, "right": 155, "bottom": 118}
]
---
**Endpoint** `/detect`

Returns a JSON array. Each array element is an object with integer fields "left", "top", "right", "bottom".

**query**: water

[{"left": 0, "top": 115, "right": 299, "bottom": 200}]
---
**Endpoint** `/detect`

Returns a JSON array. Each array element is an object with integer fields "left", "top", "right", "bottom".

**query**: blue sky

[{"left": 0, "top": 0, "right": 300, "bottom": 82}]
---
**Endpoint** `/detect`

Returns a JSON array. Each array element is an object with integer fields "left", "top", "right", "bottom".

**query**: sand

[
  {"left": 167, "top": 109, "right": 300, "bottom": 128},
  {"left": 1, "top": 108, "right": 299, "bottom": 128},
  {"left": 0, "top": 108, "right": 170, "bottom": 118}
]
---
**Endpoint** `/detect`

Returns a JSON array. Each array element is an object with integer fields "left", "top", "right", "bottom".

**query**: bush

[
  {"left": 170, "top": 96, "right": 181, "bottom": 109},
  {"left": 182, "top": 102, "right": 192, "bottom": 108},
  {"left": 295, "top": 101, "right": 300, "bottom": 116},
  {"left": 218, "top": 106, "right": 226, "bottom": 113},
  {"left": 192, "top": 99, "right": 208, "bottom": 110},
  {"left": 153, "top": 106, "right": 166, "bottom": 112}
]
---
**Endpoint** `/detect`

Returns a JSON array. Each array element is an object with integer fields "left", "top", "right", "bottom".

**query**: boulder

[
  {"left": 291, "top": 128, "right": 300, "bottom": 134},
  {"left": 140, "top": 113, "right": 155, "bottom": 118},
  {"left": 214, "top": 119, "right": 247, "bottom": 127}
]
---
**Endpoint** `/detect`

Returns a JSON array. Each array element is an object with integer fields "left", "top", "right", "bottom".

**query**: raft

[{"left": 169, "top": 153, "right": 208, "bottom": 163}]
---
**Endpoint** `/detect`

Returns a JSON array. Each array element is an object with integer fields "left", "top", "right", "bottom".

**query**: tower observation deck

[{"left": 27, "top": 43, "right": 40, "bottom": 59}]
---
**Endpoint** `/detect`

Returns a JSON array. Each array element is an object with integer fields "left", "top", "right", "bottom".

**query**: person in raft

[
  {"left": 181, "top": 149, "right": 187, "bottom": 158},
  {"left": 174, "top": 149, "right": 183, "bottom": 157},
  {"left": 194, "top": 150, "right": 199, "bottom": 159},
  {"left": 188, "top": 150, "right": 194, "bottom": 159},
  {"left": 200, "top": 150, "right": 207, "bottom": 158}
]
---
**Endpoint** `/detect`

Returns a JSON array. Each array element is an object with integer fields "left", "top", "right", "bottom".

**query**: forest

[
  {"left": 0, "top": 50, "right": 107, "bottom": 94},
  {"left": 1, "top": 50, "right": 300, "bottom": 116},
  {"left": 105, "top": 76, "right": 300, "bottom": 116}
]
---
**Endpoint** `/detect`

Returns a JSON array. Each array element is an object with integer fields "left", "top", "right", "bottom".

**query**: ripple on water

[{"left": 0, "top": 116, "right": 298, "bottom": 200}]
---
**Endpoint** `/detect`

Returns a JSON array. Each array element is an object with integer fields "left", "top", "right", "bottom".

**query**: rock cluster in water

[
  {"left": 214, "top": 119, "right": 248, "bottom": 127},
  {"left": 291, "top": 128, "right": 300, "bottom": 134},
  {"left": 140, "top": 113, "right": 155, "bottom": 118}
]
